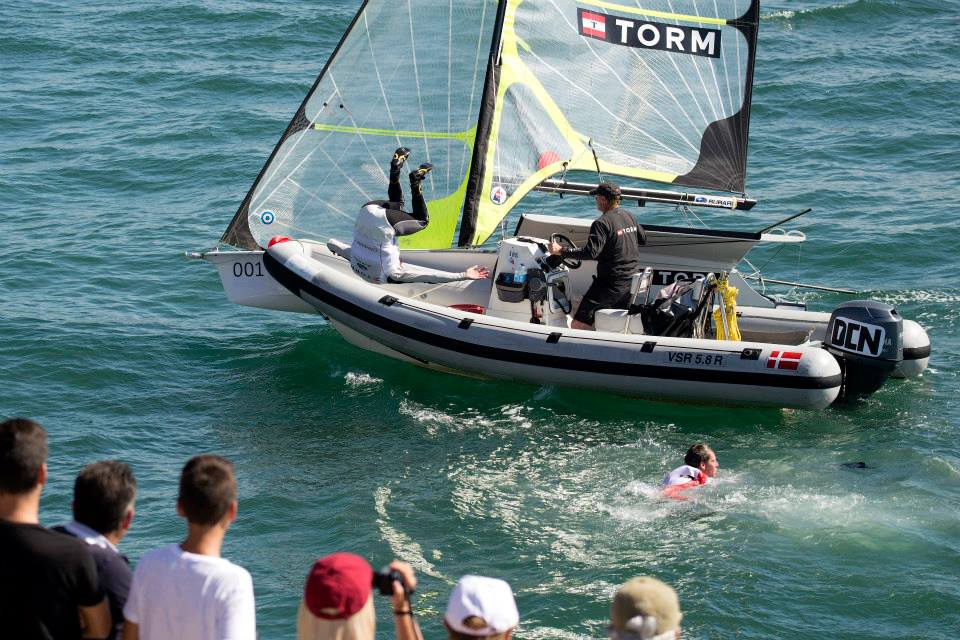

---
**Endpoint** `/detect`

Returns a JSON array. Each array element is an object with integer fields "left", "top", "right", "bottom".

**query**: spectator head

[
  {"left": 684, "top": 444, "right": 718, "bottom": 478},
  {"left": 444, "top": 575, "right": 519, "bottom": 640},
  {"left": 297, "top": 552, "right": 375, "bottom": 640},
  {"left": 0, "top": 417, "right": 47, "bottom": 495},
  {"left": 176, "top": 455, "right": 237, "bottom": 527},
  {"left": 609, "top": 577, "right": 682, "bottom": 640},
  {"left": 72, "top": 460, "right": 136, "bottom": 536}
]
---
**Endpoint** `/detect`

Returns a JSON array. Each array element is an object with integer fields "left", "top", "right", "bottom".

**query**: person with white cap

[
  {"left": 297, "top": 551, "right": 422, "bottom": 640},
  {"left": 609, "top": 576, "right": 682, "bottom": 640},
  {"left": 443, "top": 575, "right": 520, "bottom": 640}
]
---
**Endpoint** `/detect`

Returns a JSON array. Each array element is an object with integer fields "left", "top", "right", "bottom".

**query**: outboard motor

[{"left": 824, "top": 300, "right": 903, "bottom": 399}]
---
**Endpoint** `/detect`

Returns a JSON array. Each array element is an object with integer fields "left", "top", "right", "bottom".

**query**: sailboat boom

[{"left": 533, "top": 180, "right": 757, "bottom": 210}]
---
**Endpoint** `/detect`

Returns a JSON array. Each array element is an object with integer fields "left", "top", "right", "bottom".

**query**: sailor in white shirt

[{"left": 351, "top": 148, "right": 489, "bottom": 284}]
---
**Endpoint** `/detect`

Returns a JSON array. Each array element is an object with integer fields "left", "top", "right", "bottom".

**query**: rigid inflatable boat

[{"left": 191, "top": 0, "right": 930, "bottom": 409}]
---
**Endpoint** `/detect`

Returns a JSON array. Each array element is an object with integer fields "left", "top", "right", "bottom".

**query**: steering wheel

[{"left": 550, "top": 233, "right": 582, "bottom": 269}]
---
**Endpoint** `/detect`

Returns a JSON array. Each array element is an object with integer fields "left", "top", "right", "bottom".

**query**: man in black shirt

[
  {"left": 0, "top": 417, "right": 111, "bottom": 639},
  {"left": 55, "top": 461, "right": 136, "bottom": 640},
  {"left": 549, "top": 181, "right": 645, "bottom": 329}
]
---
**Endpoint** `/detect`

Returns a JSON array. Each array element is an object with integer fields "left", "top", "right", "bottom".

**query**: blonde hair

[{"left": 297, "top": 595, "right": 375, "bottom": 640}]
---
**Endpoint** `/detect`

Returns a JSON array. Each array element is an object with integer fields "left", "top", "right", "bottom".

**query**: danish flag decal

[
  {"left": 767, "top": 351, "right": 803, "bottom": 371},
  {"left": 580, "top": 10, "right": 606, "bottom": 39}
]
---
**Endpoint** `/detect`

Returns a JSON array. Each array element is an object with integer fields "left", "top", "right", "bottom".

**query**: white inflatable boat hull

[{"left": 263, "top": 241, "right": 844, "bottom": 409}]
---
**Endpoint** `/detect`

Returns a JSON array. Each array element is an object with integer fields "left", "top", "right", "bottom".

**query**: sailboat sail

[
  {"left": 221, "top": 0, "right": 496, "bottom": 251},
  {"left": 459, "top": 0, "right": 760, "bottom": 246},
  {"left": 221, "top": 0, "right": 758, "bottom": 252}
]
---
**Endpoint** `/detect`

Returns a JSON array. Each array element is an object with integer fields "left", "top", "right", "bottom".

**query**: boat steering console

[
  {"left": 548, "top": 233, "right": 582, "bottom": 270},
  {"left": 488, "top": 235, "right": 579, "bottom": 325}
]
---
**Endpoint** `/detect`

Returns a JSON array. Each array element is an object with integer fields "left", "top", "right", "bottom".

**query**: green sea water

[{"left": 1, "top": 1, "right": 959, "bottom": 638}]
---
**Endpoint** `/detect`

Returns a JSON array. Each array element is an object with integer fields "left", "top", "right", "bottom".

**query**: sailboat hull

[
  {"left": 259, "top": 240, "right": 847, "bottom": 409},
  {"left": 197, "top": 238, "right": 930, "bottom": 389}
]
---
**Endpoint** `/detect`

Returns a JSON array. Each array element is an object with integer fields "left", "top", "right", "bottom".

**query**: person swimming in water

[{"left": 661, "top": 443, "right": 718, "bottom": 499}]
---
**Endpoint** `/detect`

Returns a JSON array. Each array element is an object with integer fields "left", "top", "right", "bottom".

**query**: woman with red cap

[{"left": 297, "top": 552, "right": 422, "bottom": 640}]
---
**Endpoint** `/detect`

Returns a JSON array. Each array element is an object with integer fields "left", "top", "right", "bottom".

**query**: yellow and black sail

[
  {"left": 458, "top": 0, "right": 760, "bottom": 246},
  {"left": 221, "top": 0, "right": 759, "bottom": 252}
]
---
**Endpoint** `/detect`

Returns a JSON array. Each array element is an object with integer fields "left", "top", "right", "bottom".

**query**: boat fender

[{"left": 823, "top": 300, "right": 903, "bottom": 399}]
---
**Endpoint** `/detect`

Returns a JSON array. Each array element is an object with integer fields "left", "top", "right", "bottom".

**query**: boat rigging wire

[
  {"left": 740, "top": 275, "right": 859, "bottom": 295},
  {"left": 588, "top": 138, "right": 602, "bottom": 177},
  {"left": 758, "top": 208, "right": 812, "bottom": 234}
]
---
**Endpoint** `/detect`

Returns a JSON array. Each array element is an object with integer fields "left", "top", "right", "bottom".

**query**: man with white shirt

[
  {"left": 350, "top": 148, "right": 489, "bottom": 284},
  {"left": 56, "top": 461, "right": 137, "bottom": 640},
  {"left": 122, "top": 455, "right": 255, "bottom": 640}
]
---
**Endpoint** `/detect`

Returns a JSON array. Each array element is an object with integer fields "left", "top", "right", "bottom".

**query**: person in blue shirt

[{"left": 56, "top": 461, "right": 136, "bottom": 640}]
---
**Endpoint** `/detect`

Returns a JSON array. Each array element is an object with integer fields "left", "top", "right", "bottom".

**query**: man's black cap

[{"left": 588, "top": 181, "right": 621, "bottom": 198}]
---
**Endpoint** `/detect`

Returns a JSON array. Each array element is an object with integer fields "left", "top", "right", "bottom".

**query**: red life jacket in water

[{"left": 661, "top": 464, "right": 708, "bottom": 500}]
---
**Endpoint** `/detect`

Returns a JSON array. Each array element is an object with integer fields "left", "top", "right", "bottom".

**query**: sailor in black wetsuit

[
  {"left": 549, "top": 181, "right": 645, "bottom": 329},
  {"left": 351, "top": 148, "right": 489, "bottom": 284}
]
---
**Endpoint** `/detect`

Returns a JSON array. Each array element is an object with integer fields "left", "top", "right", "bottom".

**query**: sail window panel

[
  {"left": 247, "top": 132, "right": 357, "bottom": 247},
  {"left": 303, "top": 5, "right": 488, "bottom": 140},
  {"left": 509, "top": 0, "right": 753, "bottom": 192}
]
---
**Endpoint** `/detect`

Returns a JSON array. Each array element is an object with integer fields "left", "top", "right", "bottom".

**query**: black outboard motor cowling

[{"left": 824, "top": 300, "right": 903, "bottom": 399}]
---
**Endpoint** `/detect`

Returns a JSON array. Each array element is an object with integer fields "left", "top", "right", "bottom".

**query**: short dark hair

[
  {"left": 178, "top": 455, "right": 237, "bottom": 525},
  {"left": 684, "top": 444, "right": 712, "bottom": 468},
  {"left": 0, "top": 418, "right": 47, "bottom": 494},
  {"left": 73, "top": 461, "right": 136, "bottom": 534}
]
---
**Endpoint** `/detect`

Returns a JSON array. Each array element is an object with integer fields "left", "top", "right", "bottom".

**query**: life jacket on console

[
  {"left": 351, "top": 203, "right": 401, "bottom": 284},
  {"left": 660, "top": 464, "right": 708, "bottom": 501}
]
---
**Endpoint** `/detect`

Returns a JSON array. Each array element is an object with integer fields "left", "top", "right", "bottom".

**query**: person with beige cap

[
  {"left": 443, "top": 575, "right": 520, "bottom": 640},
  {"left": 609, "top": 576, "right": 683, "bottom": 640}
]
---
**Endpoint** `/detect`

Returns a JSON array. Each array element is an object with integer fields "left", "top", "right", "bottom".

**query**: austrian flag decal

[
  {"left": 581, "top": 10, "right": 606, "bottom": 39},
  {"left": 767, "top": 351, "right": 802, "bottom": 371},
  {"left": 576, "top": 7, "right": 721, "bottom": 59}
]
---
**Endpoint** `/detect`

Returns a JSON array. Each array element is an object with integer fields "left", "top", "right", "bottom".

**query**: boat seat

[
  {"left": 593, "top": 267, "right": 653, "bottom": 334},
  {"left": 327, "top": 239, "right": 352, "bottom": 261},
  {"left": 595, "top": 309, "right": 645, "bottom": 334}
]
